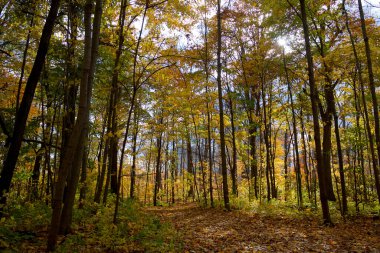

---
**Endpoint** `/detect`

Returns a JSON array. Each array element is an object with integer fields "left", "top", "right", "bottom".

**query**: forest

[{"left": 0, "top": 0, "right": 380, "bottom": 251}]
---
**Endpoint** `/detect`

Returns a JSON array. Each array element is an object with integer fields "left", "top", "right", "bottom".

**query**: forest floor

[{"left": 145, "top": 203, "right": 380, "bottom": 252}]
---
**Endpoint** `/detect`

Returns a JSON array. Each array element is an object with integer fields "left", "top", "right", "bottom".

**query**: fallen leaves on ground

[{"left": 145, "top": 203, "right": 380, "bottom": 252}]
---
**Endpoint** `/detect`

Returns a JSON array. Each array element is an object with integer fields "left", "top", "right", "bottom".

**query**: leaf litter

[{"left": 145, "top": 203, "right": 380, "bottom": 252}]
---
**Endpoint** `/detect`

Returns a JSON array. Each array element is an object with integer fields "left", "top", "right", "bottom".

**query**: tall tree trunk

[
  {"left": 283, "top": 49, "right": 303, "bottom": 207},
  {"left": 109, "top": 0, "right": 128, "bottom": 197},
  {"left": 94, "top": 112, "right": 106, "bottom": 200},
  {"left": 144, "top": 137, "right": 153, "bottom": 204},
  {"left": 59, "top": 0, "right": 102, "bottom": 234},
  {"left": 154, "top": 124, "right": 163, "bottom": 206},
  {"left": 261, "top": 81, "right": 271, "bottom": 201},
  {"left": 333, "top": 108, "right": 347, "bottom": 214},
  {"left": 0, "top": 0, "right": 60, "bottom": 215},
  {"left": 47, "top": 0, "right": 102, "bottom": 247},
  {"left": 206, "top": 93, "right": 214, "bottom": 207},
  {"left": 217, "top": 0, "right": 230, "bottom": 210},
  {"left": 94, "top": 137, "right": 109, "bottom": 203},
  {"left": 78, "top": 144, "right": 88, "bottom": 209},
  {"left": 130, "top": 110, "right": 139, "bottom": 199},
  {"left": 228, "top": 94, "right": 238, "bottom": 196},
  {"left": 240, "top": 44, "right": 259, "bottom": 200},
  {"left": 186, "top": 132, "right": 194, "bottom": 199},
  {"left": 283, "top": 129, "right": 290, "bottom": 201},
  {"left": 113, "top": 0, "right": 148, "bottom": 223},
  {"left": 171, "top": 139, "right": 176, "bottom": 204},
  {"left": 300, "top": 107, "right": 311, "bottom": 201},
  {"left": 61, "top": 0, "right": 79, "bottom": 167},
  {"left": 192, "top": 113, "right": 208, "bottom": 205},
  {"left": 103, "top": 158, "right": 111, "bottom": 204},
  {"left": 31, "top": 149, "right": 43, "bottom": 200},
  {"left": 357, "top": 0, "right": 380, "bottom": 203},
  {"left": 203, "top": 0, "right": 214, "bottom": 208},
  {"left": 343, "top": 0, "right": 378, "bottom": 203},
  {"left": 298, "top": 0, "right": 332, "bottom": 224}
]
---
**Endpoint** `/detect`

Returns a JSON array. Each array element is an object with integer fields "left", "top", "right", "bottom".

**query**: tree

[
  {"left": 0, "top": 0, "right": 61, "bottom": 216},
  {"left": 298, "top": 0, "right": 332, "bottom": 225},
  {"left": 357, "top": 0, "right": 380, "bottom": 203},
  {"left": 47, "top": 0, "right": 103, "bottom": 248},
  {"left": 217, "top": 0, "right": 230, "bottom": 211}
]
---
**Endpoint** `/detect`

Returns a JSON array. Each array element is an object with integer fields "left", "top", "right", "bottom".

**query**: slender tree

[
  {"left": 357, "top": 0, "right": 380, "bottom": 203},
  {"left": 298, "top": 0, "right": 332, "bottom": 224},
  {"left": 0, "top": 0, "right": 61, "bottom": 215},
  {"left": 217, "top": 0, "right": 230, "bottom": 210}
]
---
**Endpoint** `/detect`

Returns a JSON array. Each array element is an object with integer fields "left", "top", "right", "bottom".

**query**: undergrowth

[
  {"left": 215, "top": 194, "right": 380, "bottom": 223},
  {"left": 0, "top": 196, "right": 182, "bottom": 252}
]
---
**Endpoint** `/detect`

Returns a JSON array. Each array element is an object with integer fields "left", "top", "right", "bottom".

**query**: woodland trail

[{"left": 145, "top": 203, "right": 380, "bottom": 252}]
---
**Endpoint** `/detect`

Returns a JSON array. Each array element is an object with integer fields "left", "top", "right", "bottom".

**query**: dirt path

[{"left": 145, "top": 203, "right": 380, "bottom": 252}]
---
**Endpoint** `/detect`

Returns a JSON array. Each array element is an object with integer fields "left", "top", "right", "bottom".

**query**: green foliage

[
  {"left": 0, "top": 197, "right": 181, "bottom": 252},
  {"left": 0, "top": 201, "right": 51, "bottom": 251},
  {"left": 229, "top": 195, "right": 252, "bottom": 211},
  {"left": 134, "top": 215, "right": 182, "bottom": 252},
  {"left": 57, "top": 199, "right": 182, "bottom": 252}
]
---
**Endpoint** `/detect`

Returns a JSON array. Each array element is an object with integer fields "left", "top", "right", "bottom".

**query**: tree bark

[
  {"left": 0, "top": 0, "right": 60, "bottom": 215},
  {"left": 283, "top": 49, "right": 303, "bottom": 207},
  {"left": 298, "top": 0, "right": 332, "bottom": 224},
  {"left": 47, "top": 0, "right": 102, "bottom": 247},
  {"left": 130, "top": 109, "right": 139, "bottom": 199},
  {"left": 154, "top": 120, "right": 163, "bottom": 206},
  {"left": 357, "top": 0, "right": 380, "bottom": 203},
  {"left": 217, "top": 0, "right": 230, "bottom": 211},
  {"left": 228, "top": 93, "right": 238, "bottom": 196}
]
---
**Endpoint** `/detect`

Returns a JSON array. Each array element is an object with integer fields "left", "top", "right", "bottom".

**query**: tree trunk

[
  {"left": 113, "top": 0, "right": 147, "bottom": 223},
  {"left": 333, "top": 108, "right": 347, "bottom": 214},
  {"left": 130, "top": 110, "right": 139, "bottom": 199},
  {"left": 31, "top": 149, "right": 43, "bottom": 200},
  {"left": 299, "top": 0, "right": 332, "bottom": 224},
  {"left": 78, "top": 144, "right": 88, "bottom": 209},
  {"left": 94, "top": 137, "right": 109, "bottom": 203},
  {"left": 283, "top": 129, "right": 290, "bottom": 201},
  {"left": 61, "top": 0, "right": 79, "bottom": 168},
  {"left": 300, "top": 107, "right": 311, "bottom": 201},
  {"left": 228, "top": 94, "right": 238, "bottom": 196},
  {"left": 261, "top": 81, "right": 271, "bottom": 201},
  {"left": 357, "top": 0, "right": 380, "bottom": 203},
  {"left": 47, "top": 0, "right": 102, "bottom": 247},
  {"left": 217, "top": 0, "right": 230, "bottom": 210},
  {"left": 144, "top": 137, "right": 153, "bottom": 204},
  {"left": 0, "top": 0, "right": 60, "bottom": 215},
  {"left": 154, "top": 126, "right": 163, "bottom": 206},
  {"left": 283, "top": 49, "right": 303, "bottom": 207},
  {"left": 343, "top": 0, "right": 374, "bottom": 204},
  {"left": 186, "top": 133, "right": 194, "bottom": 199}
]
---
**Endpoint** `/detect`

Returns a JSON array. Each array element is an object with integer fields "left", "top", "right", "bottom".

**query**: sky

[{"left": 364, "top": 0, "right": 380, "bottom": 22}]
